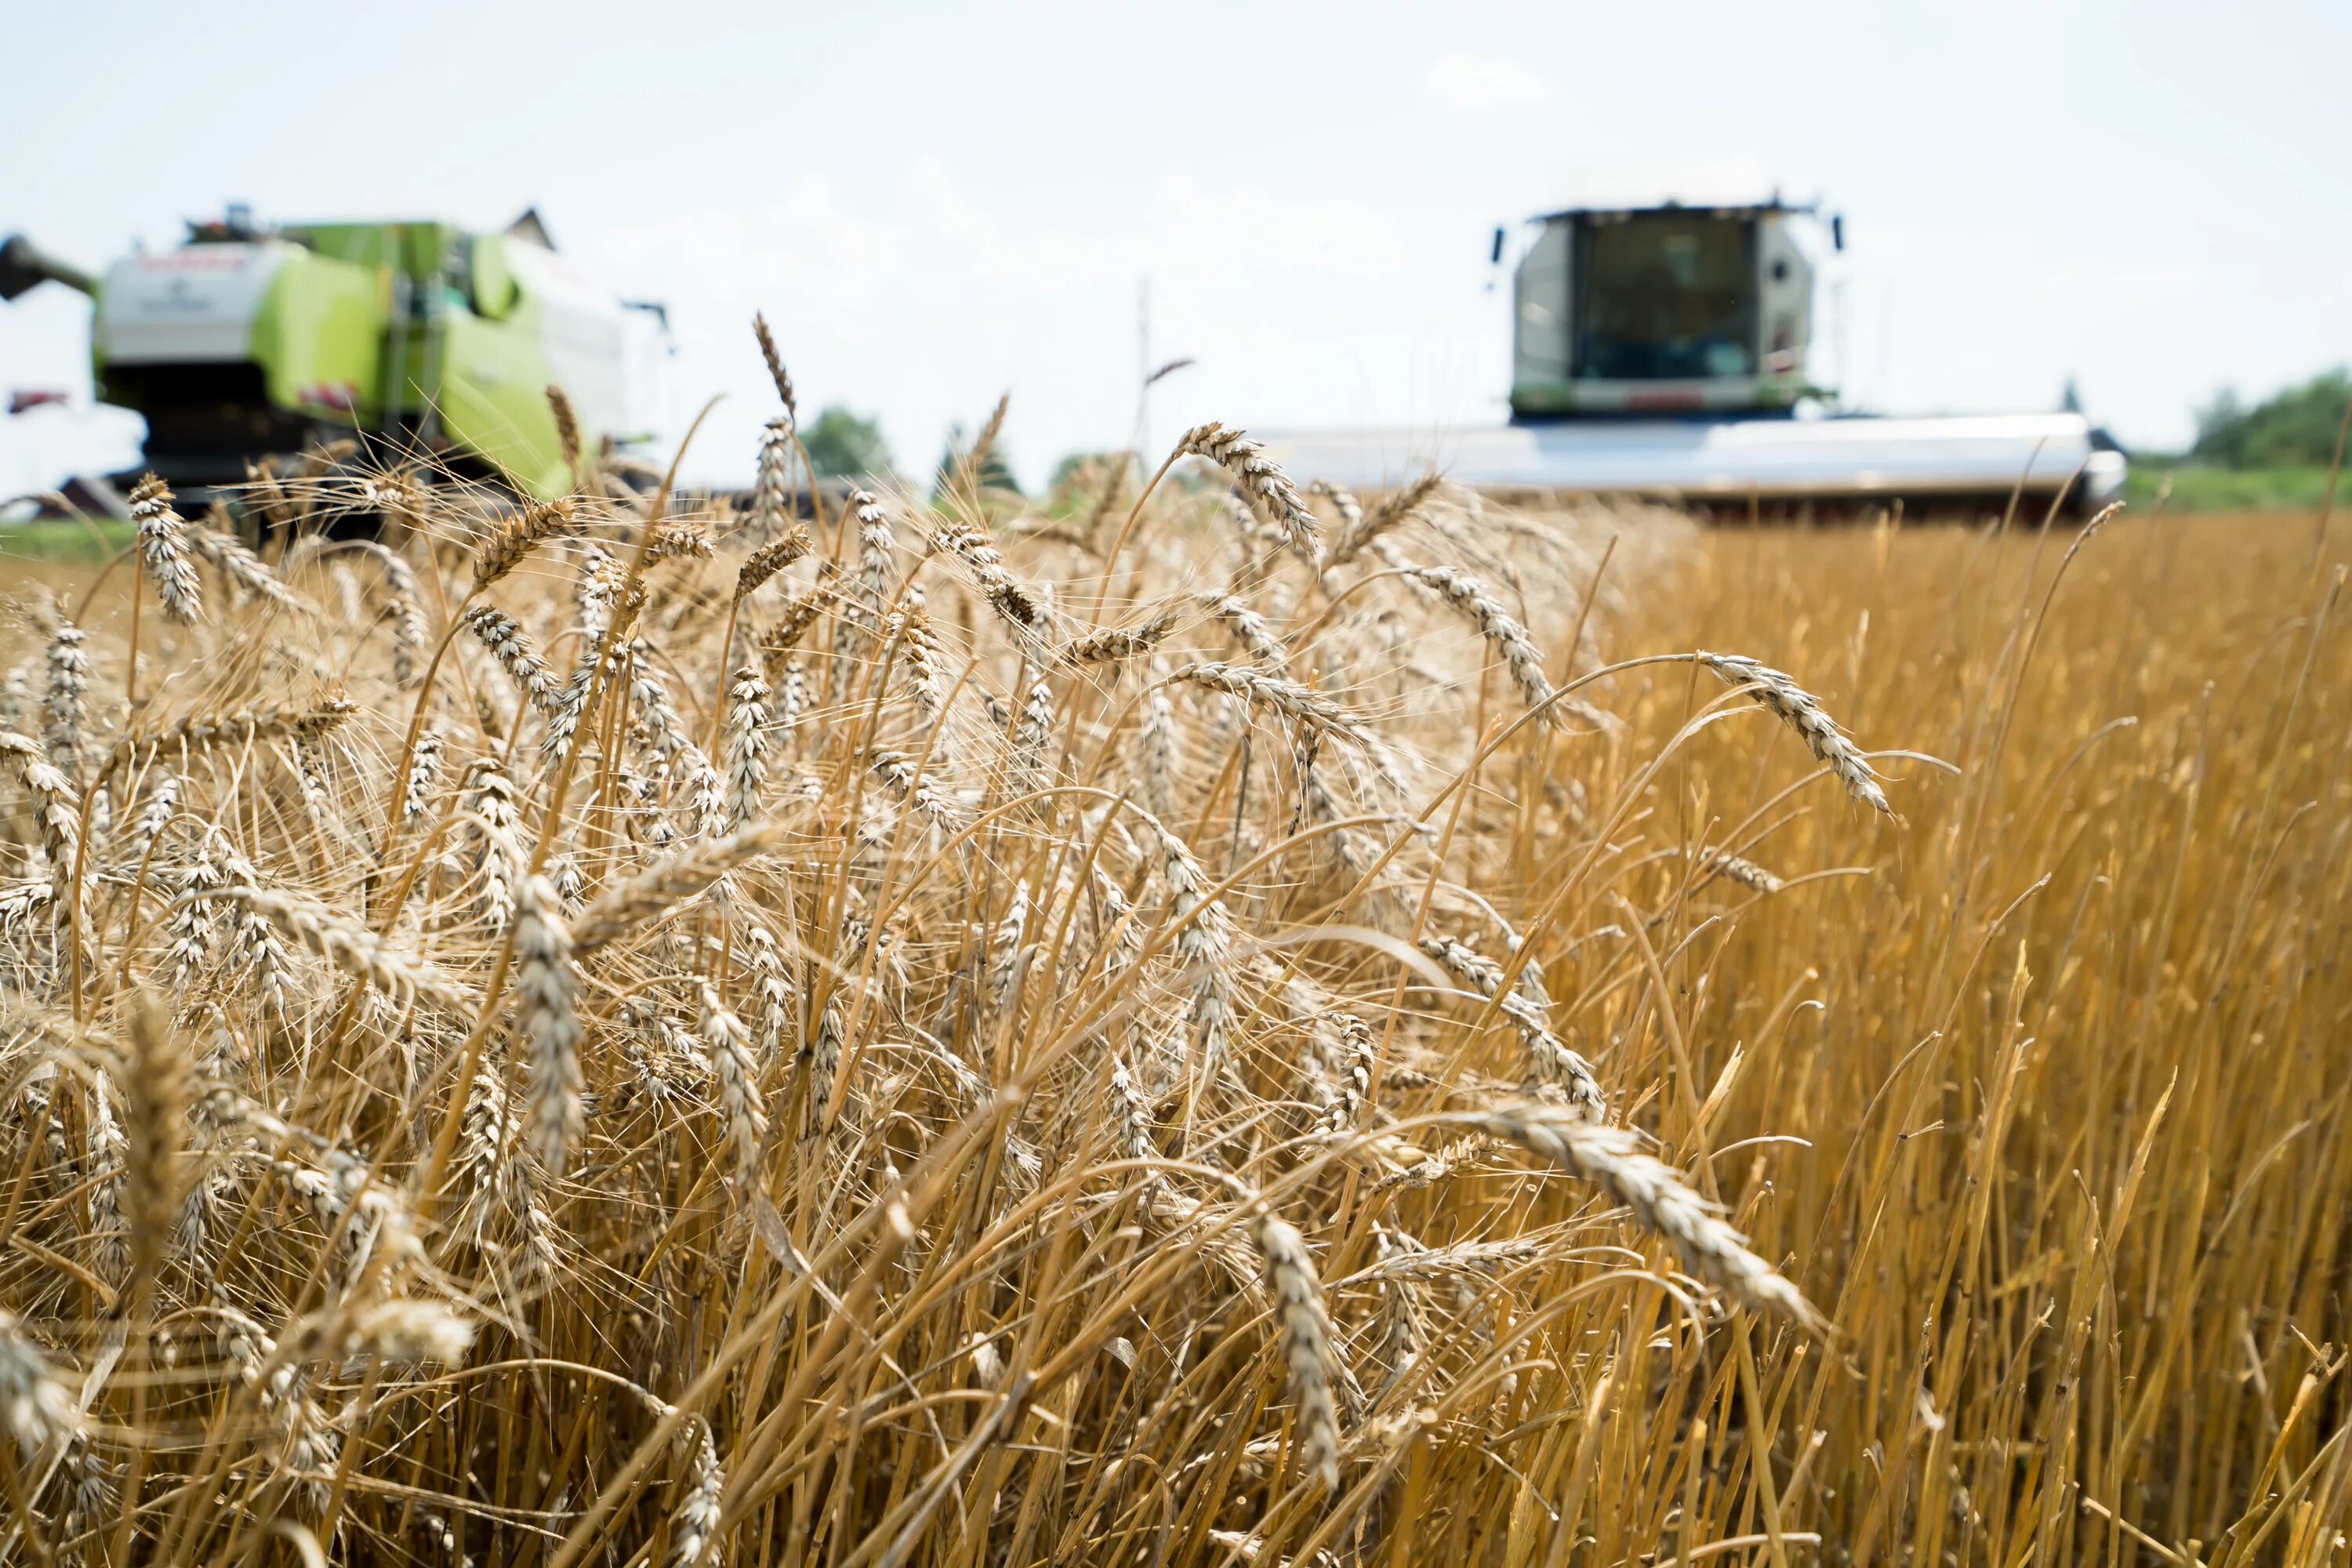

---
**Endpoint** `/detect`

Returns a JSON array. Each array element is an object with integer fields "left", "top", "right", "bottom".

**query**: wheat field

[{"left": 0, "top": 370, "right": 2345, "bottom": 1568}]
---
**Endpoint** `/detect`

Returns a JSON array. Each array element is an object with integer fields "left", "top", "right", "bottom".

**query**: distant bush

[
  {"left": 2191, "top": 369, "right": 2352, "bottom": 470},
  {"left": 932, "top": 423, "right": 1020, "bottom": 499},
  {"left": 1048, "top": 452, "right": 1131, "bottom": 492},
  {"left": 801, "top": 405, "right": 895, "bottom": 481},
  {"left": 2126, "top": 461, "right": 2342, "bottom": 514}
]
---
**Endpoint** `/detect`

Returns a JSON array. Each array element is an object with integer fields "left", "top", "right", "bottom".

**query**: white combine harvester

[{"left": 1265, "top": 194, "right": 2125, "bottom": 514}]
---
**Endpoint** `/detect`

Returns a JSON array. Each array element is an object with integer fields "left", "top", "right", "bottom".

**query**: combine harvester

[
  {"left": 2, "top": 206, "right": 662, "bottom": 512},
  {"left": 1265, "top": 194, "right": 2125, "bottom": 516}
]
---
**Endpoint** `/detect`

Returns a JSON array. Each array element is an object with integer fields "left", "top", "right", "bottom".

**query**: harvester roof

[{"left": 1529, "top": 195, "right": 1820, "bottom": 224}]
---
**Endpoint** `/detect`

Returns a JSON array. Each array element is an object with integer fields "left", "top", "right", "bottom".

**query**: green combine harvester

[{"left": 2, "top": 206, "right": 662, "bottom": 506}]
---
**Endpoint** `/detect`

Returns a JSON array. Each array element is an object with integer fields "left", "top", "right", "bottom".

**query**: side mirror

[
  {"left": 1831, "top": 215, "right": 1845, "bottom": 252},
  {"left": 1490, "top": 226, "right": 1506, "bottom": 266}
]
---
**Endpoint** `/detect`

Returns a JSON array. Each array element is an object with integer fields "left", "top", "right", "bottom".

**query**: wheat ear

[
  {"left": 514, "top": 873, "right": 586, "bottom": 1174},
  {"left": 753, "top": 312, "right": 797, "bottom": 422},
  {"left": 474, "top": 499, "right": 578, "bottom": 590},
  {"left": 1251, "top": 1212, "right": 1341, "bottom": 1488},
  {"left": 702, "top": 982, "right": 768, "bottom": 1187},
  {"left": 129, "top": 473, "right": 204, "bottom": 623},
  {"left": 1471, "top": 1105, "right": 1819, "bottom": 1326},
  {"left": 736, "top": 526, "right": 814, "bottom": 604},
  {"left": 1697, "top": 652, "right": 1892, "bottom": 815},
  {"left": 1175, "top": 423, "right": 1319, "bottom": 564},
  {"left": 208, "top": 886, "right": 476, "bottom": 1012}
]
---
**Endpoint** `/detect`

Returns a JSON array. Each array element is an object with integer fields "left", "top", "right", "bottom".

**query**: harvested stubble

[{"left": 0, "top": 359, "right": 2345, "bottom": 1568}]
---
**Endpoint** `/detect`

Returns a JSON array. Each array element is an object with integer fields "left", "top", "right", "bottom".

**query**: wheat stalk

[
  {"left": 960, "top": 392, "right": 1011, "bottom": 492},
  {"left": 1470, "top": 1105, "right": 1818, "bottom": 1326},
  {"left": 868, "top": 748, "right": 961, "bottom": 830},
  {"left": 514, "top": 873, "right": 586, "bottom": 1174},
  {"left": 723, "top": 666, "right": 770, "bottom": 833},
  {"left": 118, "top": 989, "right": 189, "bottom": 1304},
  {"left": 0, "top": 731, "right": 81, "bottom": 910},
  {"left": 191, "top": 521, "right": 310, "bottom": 615},
  {"left": 205, "top": 885, "right": 475, "bottom": 1013},
  {"left": 667, "top": 1420, "right": 727, "bottom": 1568},
  {"left": 97, "top": 699, "right": 357, "bottom": 786},
  {"left": 933, "top": 518, "right": 1048, "bottom": 636},
  {"left": 572, "top": 825, "right": 785, "bottom": 954},
  {"left": 462, "top": 759, "right": 523, "bottom": 931},
  {"left": 736, "top": 526, "right": 814, "bottom": 604},
  {"left": 750, "top": 417, "right": 797, "bottom": 543},
  {"left": 760, "top": 572, "right": 844, "bottom": 665},
  {"left": 1175, "top": 423, "right": 1319, "bottom": 564},
  {"left": 1056, "top": 606, "right": 1182, "bottom": 668},
  {"left": 753, "top": 311, "right": 797, "bottom": 423},
  {"left": 129, "top": 474, "right": 203, "bottom": 623},
  {"left": 1167, "top": 662, "right": 1371, "bottom": 752},
  {"left": 1697, "top": 651, "right": 1892, "bottom": 815},
  {"left": 1196, "top": 594, "right": 1292, "bottom": 670},
  {"left": 1251, "top": 1212, "right": 1341, "bottom": 1488},
  {"left": 1143, "top": 812, "right": 1237, "bottom": 1080},
  {"left": 463, "top": 605, "right": 559, "bottom": 713},
  {"left": 125, "top": 771, "right": 180, "bottom": 867},
  {"left": 1686, "top": 846, "right": 1786, "bottom": 894},
  {"left": 1402, "top": 564, "right": 1583, "bottom": 730},
  {"left": 851, "top": 491, "right": 898, "bottom": 612},
  {"left": 42, "top": 614, "right": 89, "bottom": 786},
  {"left": 1326, "top": 473, "right": 1442, "bottom": 569},
  {"left": 340, "top": 539, "right": 428, "bottom": 686},
  {"left": 1419, "top": 935, "right": 1604, "bottom": 1119},
  {"left": 474, "top": 499, "right": 579, "bottom": 590},
  {"left": 1322, "top": 1014, "right": 1375, "bottom": 1135},
  {"left": 0, "top": 1312, "right": 74, "bottom": 1461},
  {"left": 739, "top": 920, "right": 797, "bottom": 1063},
  {"left": 648, "top": 520, "right": 717, "bottom": 564},
  {"left": 702, "top": 982, "right": 768, "bottom": 1187}
]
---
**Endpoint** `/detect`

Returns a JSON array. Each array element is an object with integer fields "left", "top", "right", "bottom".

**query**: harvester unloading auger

[
  {"left": 2, "top": 207, "right": 665, "bottom": 514},
  {"left": 1262, "top": 195, "right": 2125, "bottom": 515}
]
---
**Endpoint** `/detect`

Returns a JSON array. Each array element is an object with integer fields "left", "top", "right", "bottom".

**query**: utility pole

[{"left": 1134, "top": 275, "right": 1151, "bottom": 459}]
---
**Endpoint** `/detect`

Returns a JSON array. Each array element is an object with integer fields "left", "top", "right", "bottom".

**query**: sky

[{"left": 3, "top": 0, "right": 2347, "bottom": 496}]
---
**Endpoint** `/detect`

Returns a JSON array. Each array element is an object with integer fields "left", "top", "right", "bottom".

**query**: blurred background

[{"left": 3, "top": 0, "right": 2347, "bottom": 505}]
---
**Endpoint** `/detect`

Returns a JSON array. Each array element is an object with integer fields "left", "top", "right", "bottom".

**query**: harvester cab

[
  {"left": 2, "top": 207, "right": 662, "bottom": 507},
  {"left": 1503, "top": 198, "right": 1838, "bottom": 420}
]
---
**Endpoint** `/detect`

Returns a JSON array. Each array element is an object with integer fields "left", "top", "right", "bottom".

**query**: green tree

[
  {"left": 800, "top": 405, "right": 895, "bottom": 481},
  {"left": 2190, "top": 369, "right": 2352, "bottom": 469}
]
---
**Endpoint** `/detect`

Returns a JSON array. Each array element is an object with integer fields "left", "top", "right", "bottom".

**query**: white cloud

[{"left": 1421, "top": 52, "right": 1545, "bottom": 112}]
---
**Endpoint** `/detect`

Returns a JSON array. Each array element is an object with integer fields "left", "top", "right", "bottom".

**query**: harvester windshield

[
  {"left": 1510, "top": 199, "right": 1813, "bottom": 417},
  {"left": 1574, "top": 212, "right": 1756, "bottom": 381}
]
